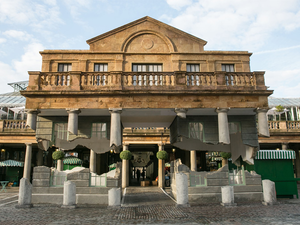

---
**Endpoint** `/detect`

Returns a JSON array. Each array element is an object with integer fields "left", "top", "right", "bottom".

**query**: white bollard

[
  {"left": 108, "top": 188, "right": 121, "bottom": 208},
  {"left": 176, "top": 173, "right": 189, "bottom": 207},
  {"left": 262, "top": 179, "right": 277, "bottom": 205},
  {"left": 61, "top": 181, "right": 76, "bottom": 208},
  {"left": 221, "top": 186, "right": 237, "bottom": 206},
  {"left": 16, "top": 178, "right": 33, "bottom": 208}
]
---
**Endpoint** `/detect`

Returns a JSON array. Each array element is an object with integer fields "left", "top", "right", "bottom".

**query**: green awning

[
  {"left": 63, "top": 157, "right": 83, "bottom": 165},
  {"left": 0, "top": 160, "right": 24, "bottom": 167},
  {"left": 256, "top": 150, "right": 295, "bottom": 160}
]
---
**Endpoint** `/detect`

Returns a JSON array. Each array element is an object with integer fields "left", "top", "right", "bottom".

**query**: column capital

[
  {"left": 25, "top": 143, "right": 33, "bottom": 147},
  {"left": 215, "top": 108, "right": 229, "bottom": 113},
  {"left": 255, "top": 108, "right": 269, "bottom": 113},
  {"left": 66, "top": 109, "right": 81, "bottom": 114},
  {"left": 109, "top": 108, "right": 122, "bottom": 114},
  {"left": 175, "top": 108, "right": 188, "bottom": 118},
  {"left": 25, "top": 109, "right": 40, "bottom": 114}
]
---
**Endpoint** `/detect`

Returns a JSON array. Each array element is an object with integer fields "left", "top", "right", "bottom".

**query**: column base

[
  {"left": 262, "top": 201, "right": 277, "bottom": 206},
  {"left": 221, "top": 202, "right": 237, "bottom": 207},
  {"left": 61, "top": 204, "right": 77, "bottom": 209},
  {"left": 176, "top": 203, "right": 190, "bottom": 208},
  {"left": 15, "top": 204, "right": 33, "bottom": 208}
]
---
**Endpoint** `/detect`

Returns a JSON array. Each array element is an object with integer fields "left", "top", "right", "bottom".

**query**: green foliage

[
  {"left": 52, "top": 151, "right": 65, "bottom": 160},
  {"left": 120, "top": 150, "right": 132, "bottom": 160},
  {"left": 220, "top": 152, "right": 231, "bottom": 159},
  {"left": 275, "top": 105, "right": 284, "bottom": 112},
  {"left": 156, "top": 150, "right": 168, "bottom": 160}
]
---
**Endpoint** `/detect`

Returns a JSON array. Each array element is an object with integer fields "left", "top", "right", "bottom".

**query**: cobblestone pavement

[
  {"left": 1, "top": 187, "right": 300, "bottom": 224},
  {"left": 0, "top": 200, "right": 300, "bottom": 224}
]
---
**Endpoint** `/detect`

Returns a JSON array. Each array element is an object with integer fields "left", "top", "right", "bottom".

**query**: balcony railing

[
  {"left": 0, "top": 120, "right": 35, "bottom": 134},
  {"left": 268, "top": 121, "right": 300, "bottom": 132},
  {"left": 26, "top": 71, "right": 268, "bottom": 92}
]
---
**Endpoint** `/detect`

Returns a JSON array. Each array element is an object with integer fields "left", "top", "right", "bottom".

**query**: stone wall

[
  {"left": 31, "top": 165, "right": 121, "bottom": 205},
  {"left": 170, "top": 159, "right": 263, "bottom": 204}
]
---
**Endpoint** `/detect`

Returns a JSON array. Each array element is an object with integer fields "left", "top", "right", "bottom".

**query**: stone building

[{"left": 8, "top": 16, "right": 278, "bottom": 204}]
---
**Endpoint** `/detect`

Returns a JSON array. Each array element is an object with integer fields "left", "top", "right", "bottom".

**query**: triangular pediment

[{"left": 86, "top": 16, "right": 207, "bottom": 53}]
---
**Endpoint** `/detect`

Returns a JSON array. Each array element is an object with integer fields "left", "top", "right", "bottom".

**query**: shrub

[
  {"left": 52, "top": 151, "right": 65, "bottom": 160},
  {"left": 156, "top": 150, "right": 168, "bottom": 160},
  {"left": 220, "top": 152, "right": 231, "bottom": 159},
  {"left": 120, "top": 150, "right": 132, "bottom": 160}
]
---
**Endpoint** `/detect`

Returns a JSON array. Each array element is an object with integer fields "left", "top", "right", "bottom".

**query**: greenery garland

[
  {"left": 52, "top": 151, "right": 65, "bottom": 160},
  {"left": 120, "top": 150, "right": 132, "bottom": 160},
  {"left": 156, "top": 150, "right": 168, "bottom": 160}
]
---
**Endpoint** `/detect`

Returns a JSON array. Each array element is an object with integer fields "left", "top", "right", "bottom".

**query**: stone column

[
  {"left": 67, "top": 109, "right": 81, "bottom": 135},
  {"left": 90, "top": 149, "right": 96, "bottom": 173},
  {"left": 23, "top": 143, "right": 32, "bottom": 179},
  {"left": 36, "top": 149, "right": 44, "bottom": 166},
  {"left": 256, "top": 108, "right": 270, "bottom": 137},
  {"left": 216, "top": 108, "right": 230, "bottom": 144},
  {"left": 158, "top": 144, "right": 165, "bottom": 188},
  {"left": 122, "top": 145, "right": 129, "bottom": 188},
  {"left": 176, "top": 173, "right": 189, "bottom": 207},
  {"left": 190, "top": 150, "right": 197, "bottom": 172},
  {"left": 109, "top": 108, "right": 122, "bottom": 152},
  {"left": 108, "top": 188, "right": 121, "bottom": 208},
  {"left": 262, "top": 179, "right": 277, "bottom": 205},
  {"left": 16, "top": 178, "right": 33, "bottom": 208},
  {"left": 221, "top": 186, "right": 236, "bottom": 206},
  {"left": 57, "top": 159, "right": 63, "bottom": 172},
  {"left": 26, "top": 110, "right": 40, "bottom": 130},
  {"left": 282, "top": 143, "right": 288, "bottom": 150},
  {"left": 175, "top": 108, "right": 188, "bottom": 119},
  {"left": 62, "top": 181, "right": 76, "bottom": 208}
]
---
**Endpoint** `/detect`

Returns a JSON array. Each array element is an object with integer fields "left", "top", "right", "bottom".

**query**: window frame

[
  {"left": 188, "top": 122, "right": 205, "bottom": 142},
  {"left": 52, "top": 122, "right": 68, "bottom": 141},
  {"left": 221, "top": 64, "right": 235, "bottom": 72},
  {"left": 132, "top": 64, "right": 163, "bottom": 72},
  {"left": 94, "top": 63, "right": 108, "bottom": 72},
  {"left": 58, "top": 63, "right": 72, "bottom": 72},
  {"left": 91, "top": 123, "right": 107, "bottom": 139},
  {"left": 186, "top": 64, "right": 200, "bottom": 72}
]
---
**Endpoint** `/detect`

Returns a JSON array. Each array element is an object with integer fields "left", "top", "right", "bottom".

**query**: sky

[{"left": 0, "top": 0, "right": 299, "bottom": 97}]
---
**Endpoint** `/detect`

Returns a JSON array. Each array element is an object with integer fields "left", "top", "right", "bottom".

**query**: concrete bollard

[
  {"left": 176, "top": 173, "right": 189, "bottom": 207},
  {"left": 262, "top": 179, "right": 277, "bottom": 205},
  {"left": 221, "top": 186, "right": 237, "bottom": 207},
  {"left": 108, "top": 188, "right": 121, "bottom": 208},
  {"left": 16, "top": 178, "right": 33, "bottom": 208},
  {"left": 61, "top": 181, "right": 76, "bottom": 208}
]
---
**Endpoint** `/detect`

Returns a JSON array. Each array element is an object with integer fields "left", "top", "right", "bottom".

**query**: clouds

[
  {"left": 3, "top": 30, "right": 32, "bottom": 41},
  {"left": 165, "top": 0, "right": 300, "bottom": 51},
  {"left": 166, "top": 0, "right": 193, "bottom": 10}
]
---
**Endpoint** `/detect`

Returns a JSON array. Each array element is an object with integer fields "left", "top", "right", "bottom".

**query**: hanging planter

[
  {"left": 52, "top": 151, "right": 65, "bottom": 160},
  {"left": 156, "top": 150, "right": 168, "bottom": 160},
  {"left": 120, "top": 150, "right": 132, "bottom": 160}
]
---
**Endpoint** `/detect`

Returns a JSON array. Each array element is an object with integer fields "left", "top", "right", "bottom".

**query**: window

[
  {"left": 53, "top": 123, "right": 68, "bottom": 140},
  {"left": 58, "top": 63, "right": 72, "bottom": 72},
  {"left": 94, "top": 63, "right": 108, "bottom": 72},
  {"left": 189, "top": 122, "right": 204, "bottom": 141},
  {"left": 132, "top": 64, "right": 162, "bottom": 72},
  {"left": 91, "top": 123, "right": 107, "bottom": 139},
  {"left": 222, "top": 64, "right": 234, "bottom": 72},
  {"left": 187, "top": 64, "right": 200, "bottom": 72}
]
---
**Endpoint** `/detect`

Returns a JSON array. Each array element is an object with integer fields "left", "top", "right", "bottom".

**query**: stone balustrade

[
  {"left": 268, "top": 121, "right": 300, "bottom": 132},
  {"left": 26, "top": 71, "right": 267, "bottom": 92}
]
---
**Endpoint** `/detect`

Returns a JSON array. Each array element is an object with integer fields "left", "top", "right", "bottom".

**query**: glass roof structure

[
  {"left": 268, "top": 97, "right": 300, "bottom": 108},
  {"left": 0, "top": 91, "right": 26, "bottom": 107}
]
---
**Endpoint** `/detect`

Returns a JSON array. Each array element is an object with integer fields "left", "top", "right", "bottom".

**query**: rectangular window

[
  {"left": 187, "top": 64, "right": 200, "bottom": 72},
  {"left": 222, "top": 64, "right": 235, "bottom": 72},
  {"left": 94, "top": 63, "right": 108, "bottom": 72},
  {"left": 58, "top": 63, "right": 72, "bottom": 72},
  {"left": 91, "top": 123, "right": 107, "bottom": 139},
  {"left": 53, "top": 123, "right": 68, "bottom": 140},
  {"left": 189, "top": 122, "right": 204, "bottom": 141},
  {"left": 132, "top": 64, "right": 162, "bottom": 72}
]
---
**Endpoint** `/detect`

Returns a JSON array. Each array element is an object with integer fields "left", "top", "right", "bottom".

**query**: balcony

[
  {"left": 268, "top": 121, "right": 300, "bottom": 133},
  {"left": 25, "top": 71, "right": 270, "bottom": 94},
  {"left": 0, "top": 120, "right": 35, "bottom": 135}
]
